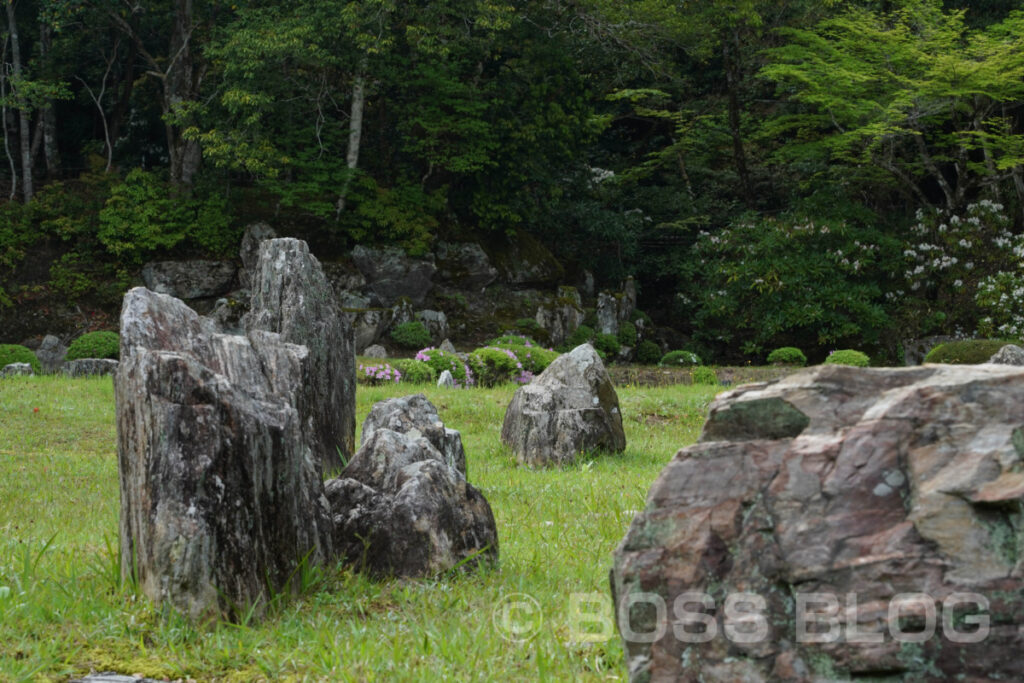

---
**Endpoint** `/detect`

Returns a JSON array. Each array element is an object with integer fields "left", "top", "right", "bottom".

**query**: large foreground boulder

[
  {"left": 611, "top": 364, "right": 1024, "bottom": 682},
  {"left": 502, "top": 344, "right": 625, "bottom": 466},
  {"left": 244, "top": 238, "right": 356, "bottom": 472},
  {"left": 326, "top": 394, "right": 497, "bottom": 576},
  {"left": 117, "top": 288, "right": 334, "bottom": 621}
]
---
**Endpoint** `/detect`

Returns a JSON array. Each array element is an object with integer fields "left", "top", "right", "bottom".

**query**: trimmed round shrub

[
  {"left": 468, "top": 346, "right": 524, "bottom": 387},
  {"left": 66, "top": 331, "right": 119, "bottom": 361},
  {"left": 415, "top": 347, "right": 471, "bottom": 385},
  {"left": 691, "top": 366, "right": 719, "bottom": 386},
  {"left": 824, "top": 349, "right": 870, "bottom": 367},
  {"left": 356, "top": 362, "right": 403, "bottom": 386},
  {"left": 594, "top": 333, "right": 620, "bottom": 357},
  {"left": 636, "top": 340, "right": 662, "bottom": 365},
  {"left": 923, "top": 339, "right": 1016, "bottom": 365},
  {"left": 390, "top": 321, "right": 432, "bottom": 349},
  {"left": 766, "top": 346, "right": 807, "bottom": 366},
  {"left": 488, "top": 333, "right": 537, "bottom": 347},
  {"left": 617, "top": 320, "right": 637, "bottom": 347},
  {"left": 660, "top": 350, "right": 701, "bottom": 367},
  {"left": 0, "top": 344, "right": 41, "bottom": 373},
  {"left": 388, "top": 358, "right": 435, "bottom": 384}
]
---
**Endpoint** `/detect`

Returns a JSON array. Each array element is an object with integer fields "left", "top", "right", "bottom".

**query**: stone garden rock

[
  {"left": 485, "top": 229, "right": 565, "bottom": 288},
  {"left": 391, "top": 297, "right": 415, "bottom": 327},
  {"left": 35, "top": 334, "right": 67, "bottom": 373},
  {"left": 596, "top": 292, "right": 619, "bottom": 336},
  {"left": 238, "top": 221, "right": 276, "bottom": 288},
  {"left": 417, "top": 309, "right": 449, "bottom": 342},
  {"left": 325, "top": 394, "right": 497, "bottom": 576},
  {"left": 141, "top": 260, "right": 237, "bottom": 300},
  {"left": 363, "top": 344, "right": 387, "bottom": 359},
  {"left": 244, "top": 238, "right": 356, "bottom": 472},
  {"left": 351, "top": 245, "right": 436, "bottom": 306},
  {"left": 62, "top": 358, "right": 118, "bottom": 377},
  {"left": 434, "top": 242, "right": 499, "bottom": 290},
  {"left": 611, "top": 363, "right": 1024, "bottom": 682},
  {"left": 440, "top": 338, "right": 457, "bottom": 354},
  {"left": 989, "top": 343, "right": 1024, "bottom": 365},
  {"left": 0, "top": 362, "right": 33, "bottom": 377},
  {"left": 437, "top": 369, "right": 455, "bottom": 388},
  {"left": 346, "top": 308, "right": 392, "bottom": 354},
  {"left": 501, "top": 344, "right": 626, "bottom": 466},
  {"left": 116, "top": 287, "right": 334, "bottom": 621},
  {"left": 535, "top": 286, "right": 584, "bottom": 347}
]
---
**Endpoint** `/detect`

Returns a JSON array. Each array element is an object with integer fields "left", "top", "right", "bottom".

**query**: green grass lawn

[{"left": 0, "top": 376, "right": 718, "bottom": 682}]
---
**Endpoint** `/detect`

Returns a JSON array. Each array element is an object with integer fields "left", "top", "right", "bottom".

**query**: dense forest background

[{"left": 1, "top": 0, "right": 1023, "bottom": 362}]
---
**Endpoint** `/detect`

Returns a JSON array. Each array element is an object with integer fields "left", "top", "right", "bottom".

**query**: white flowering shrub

[
  {"left": 899, "top": 201, "right": 1024, "bottom": 337},
  {"left": 684, "top": 215, "right": 895, "bottom": 355}
]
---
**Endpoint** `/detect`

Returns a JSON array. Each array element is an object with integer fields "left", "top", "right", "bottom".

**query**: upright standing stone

[
  {"left": 35, "top": 334, "right": 67, "bottom": 373},
  {"left": 244, "top": 238, "right": 356, "bottom": 472},
  {"left": 501, "top": 344, "right": 626, "bottom": 466},
  {"left": 117, "top": 288, "right": 333, "bottom": 621}
]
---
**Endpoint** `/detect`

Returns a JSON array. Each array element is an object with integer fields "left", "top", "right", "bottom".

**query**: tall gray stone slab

[{"left": 244, "top": 238, "right": 356, "bottom": 472}]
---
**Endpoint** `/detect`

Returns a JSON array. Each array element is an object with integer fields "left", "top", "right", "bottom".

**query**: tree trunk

[
  {"left": 164, "top": 0, "right": 203, "bottom": 188},
  {"left": 6, "top": 1, "right": 32, "bottom": 202},
  {"left": 335, "top": 64, "right": 366, "bottom": 217},
  {"left": 723, "top": 33, "right": 751, "bottom": 207},
  {"left": 38, "top": 24, "right": 60, "bottom": 178},
  {"left": 1, "top": 36, "right": 15, "bottom": 200}
]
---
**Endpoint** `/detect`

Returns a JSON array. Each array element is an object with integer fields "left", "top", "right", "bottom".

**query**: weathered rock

[
  {"left": 141, "top": 261, "right": 237, "bottom": 300},
  {"left": 904, "top": 334, "right": 957, "bottom": 366},
  {"left": 116, "top": 288, "right": 334, "bottom": 621},
  {"left": 596, "top": 292, "right": 619, "bottom": 336},
  {"left": 0, "top": 362, "right": 33, "bottom": 377},
  {"left": 35, "top": 334, "right": 67, "bottom": 373},
  {"left": 244, "top": 238, "right": 356, "bottom": 472},
  {"left": 417, "top": 309, "right": 449, "bottom": 342},
  {"left": 327, "top": 394, "right": 497, "bottom": 576},
  {"left": 391, "top": 297, "right": 415, "bottom": 327},
  {"left": 439, "top": 338, "right": 457, "bottom": 354},
  {"left": 484, "top": 229, "right": 565, "bottom": 288},
  {"left": 63, "top": 358, "right": 119, "bottom": 377},
  {"left": 363, "top": 344, "right": 387, "bottom": 359},
  {"left": 351, "top": 245, "right": 436, "bottom": 306},
  {"left": 582, "top": 270, "right": 595, "bottom": 298},
  {"left": 238, "top": 221, "right": 277, "bottom": 288},
  {"left": 501, "top": 344, "right": 626, "bottom": 466},
  {"left": 207, "top": 295, "right": 248, "bottom": 334},
  {"left": 990, "top": 343, "right": 1024, "bottom": 365},
  {"left": 611, "top": 363, "right": 1024, "bottom": 682},
  {"left": 434, "top": 242, "right": 499, "bottom": 290},
  {"left": 345, "top": 308, "right": 392, "bottom": 354},
  {"left": 536, "top": 286, "right": 584, "bottom": 347},
  {"left": 623, "top": 276, "right": 637, "bottom": 310},
  {"left": 438, "top": 369, "right": 455, "bottom": 388}
]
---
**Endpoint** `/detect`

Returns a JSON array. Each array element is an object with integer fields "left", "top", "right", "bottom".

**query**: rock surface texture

[
  {"left": 244, "top": 238, "right": 356, "bottom": 472},
  {"left": 502, "top": 344, "right": 626, "bottom": 466},
  {"left": 116, "top": 287, "right": 334, "bottom": 621},
  {"left": 611, "top": 364, "right": 1024, "bottom": 682},
  {"left": 141, "top": 261, "right": 237, "bottom": 300},
  {"left": 63, "top": 358, "right": 119, "bottom": 377},
  {"left": 990, "top": 343, "right": 1024, "bottom": 365},
  {"left": 352, "top": 245, "right": 436, "bottom": 306},
  {"left": 325, "top": 394, "right": 497, "bottom": 576},
  {"left": 1, "top": 362, "right": 33, "bottom": 377},
  {"left": 35, "top": 334, "right": 67, "bottom": 373},
  {"left": 535, "top": 286, "right": 584, "bottom": 347}
]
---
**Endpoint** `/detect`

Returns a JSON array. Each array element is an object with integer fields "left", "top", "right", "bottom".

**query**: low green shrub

[
  {"left": 766, "top": 346, "right": 807, "bottom": 366},
  {"left": 388, "top": 358, "right": 435, "bottom": 384},
  {"left": 691, "top": 366, "right": 719, "bottom": 385},
  {"left": 660, "top": 350, "right": 701, "bottom": 367},
  {"left": 560, "top": 325, "right": 594, "bottom": 352},
  {"left": 65, "top": 331, "right": 119, "bottom": 361},
  {"left": 488, "top": 333, "right": 537, "bottom": 347},
  {"left": 636, "top": 340, "right": 662, "bottom": 365},
  {"left": 390, "top": 321, "right": 432, "bottom": 349},
  {"left": 630, "top": 309, "right": 652, "bottom": 326},
  {"left": 923, "top": 339, "right": 1016, "bottom": 365},
  {"left": 415, "top": 347, "right": 470, "bottom": 385},
  {"left": 468, "top": 346, "right": 523, "bottom": 387},
  {"left": 617, "top": 321, "right": 637, "bottom": 347},
  {"left": 824, "top": 349, "right": 870, "bottom": 367},
  {"left": 0, "top": 344, "right": 41, "bottom": 373},
  {"left": 594, "top": 333, "right": 620, "bottom": 357},
  {"left": 515, "top": 318, "right": 547, "bottom": 343}
]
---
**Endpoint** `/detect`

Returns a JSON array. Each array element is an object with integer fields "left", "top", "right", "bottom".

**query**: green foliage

[
  {"left": 660, "top": 350, "right": 702, "bottom": 367},
  {"left": 514, "top": 318, "right": 548, "bottom": 343},
  {"left": 356, "top": 362, "right": 403, "bottom": 386},
  {"left": 390, "top": 322, "right": 432, "bottom": 349},
  {"left": 923, "top": 339, "right": 1014, "bottom": 365},
  {"left": 766, "top": 346, "right": 807, "bottom": 366},
  {"left": 617, "top": 321, "right": 637, "bottom": 347},
  {"left": 0, "top": 344, "right": 41, "bottom": 373},
  {"left": 593, "top": 333, "right": 620, "bottom": 357},
  {"left": 488, "top": 333, "right": 537, "bottom": 347},
  {"left": 414, "top": 348, "right": 468, "bottom": 385},
  {"left": 563, "top": 325, "right": 595, "bottom": 351},
  {"left": 691, "top": 366, "right": 718, "bottom": 386},
  {"left": 630, "top": 309, "right": 652, "bottom": 326},
  {"left": 636, "top": 340, "right": 662, "bottom": 365},
  {"left": 467, "top": 346, "right": 523, "bottom": 387},
  {"left": 823, "top": 349, "right": 870, "bottom": 367},
  {"left": 65, "top": 332, "right": 119, "bottom": 361},
  {"left": 684, "top": 215, "right": 894, "bottom": 356},
  {"left": 388, "top": 358, "right": 436, "bottom": 384}
]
